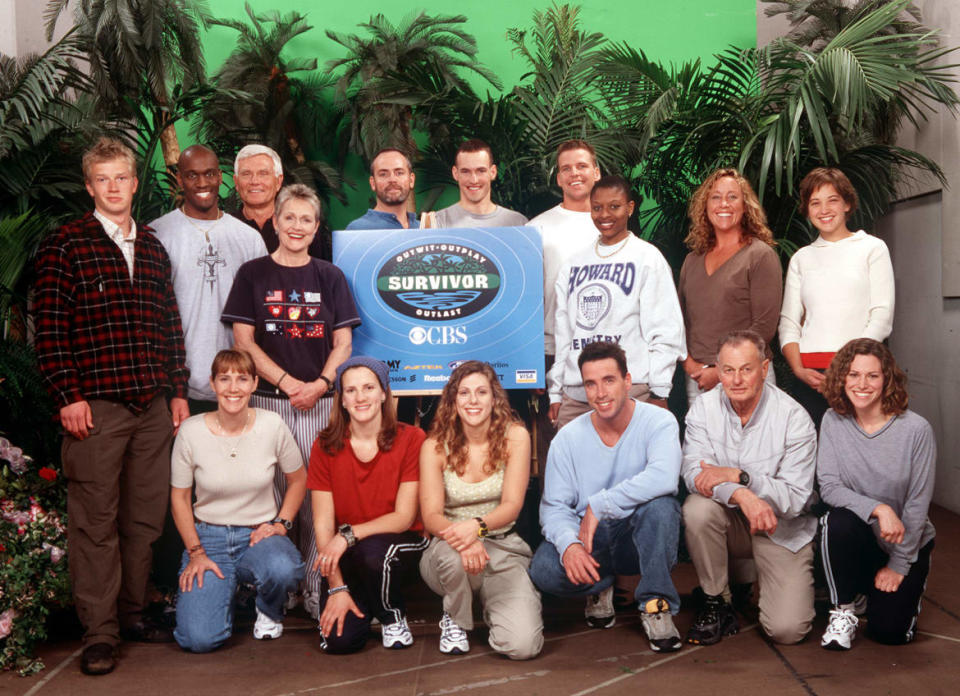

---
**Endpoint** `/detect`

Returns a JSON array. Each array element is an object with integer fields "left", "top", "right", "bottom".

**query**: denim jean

[
  {"left": 529, "top": 495, "right": 681, "bottom": 613},
  {"left": 174, "top": 522, "right": 305, "bottom": 653}
]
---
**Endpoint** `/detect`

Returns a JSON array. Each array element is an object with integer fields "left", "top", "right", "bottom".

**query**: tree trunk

[{"left": 159, "top": 121, "right": 181, "bottom": 168}]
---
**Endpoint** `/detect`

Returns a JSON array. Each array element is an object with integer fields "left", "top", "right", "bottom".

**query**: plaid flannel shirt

[{"left": 33, "top": 212, "right": 189, "bottom": 414}]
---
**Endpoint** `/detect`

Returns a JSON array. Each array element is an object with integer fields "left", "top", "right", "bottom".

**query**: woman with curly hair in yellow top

[
  {"left": 419, "top": 361, "right": 543, "bottom": 659},
  {"left": 679, "top": 168, "right": 782, "bottom": 405}
]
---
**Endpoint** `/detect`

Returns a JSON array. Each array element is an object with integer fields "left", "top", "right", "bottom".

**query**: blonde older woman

[{"left": 222, "top": 183, "right": 360, "bottom": 614}]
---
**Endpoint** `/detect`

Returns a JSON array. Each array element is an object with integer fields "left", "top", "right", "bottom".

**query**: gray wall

[
  {"left": 758, "top": 1, "right": 960, "bottom": 513},
  {"left": 0, "top": 0, "right": 71, "bottom": 57}
]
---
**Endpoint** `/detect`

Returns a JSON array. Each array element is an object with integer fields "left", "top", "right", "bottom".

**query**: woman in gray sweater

[{"left": 817, "top": 339, "right": 935, "bottom": 650}]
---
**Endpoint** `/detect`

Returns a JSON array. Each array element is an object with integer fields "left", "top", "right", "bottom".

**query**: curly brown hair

[
  {"left": 822, "top": 338, "right": 908, "bottom": 417},
  {"left": 685, "top": 168, "right": 776, "bottom": 254},
  {"left": 428, "top": 361, "right": 519, "bottom": 476},
  {"left": 316, "top": 366, "right": 398, "bottom": 456}
]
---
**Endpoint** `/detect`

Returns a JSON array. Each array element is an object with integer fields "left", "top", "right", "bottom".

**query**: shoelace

[
  {"left": 695, "top": 602, "right": 721, "bottom": 628},
  {"left": 441, "top": 615, "right": 467, "bottom": 640},
  {"left": 827, "top": 609, "right": 857, "bottom": 632},
  {"left": 383, "top": 619, "right": 408, "bottom": 637}
]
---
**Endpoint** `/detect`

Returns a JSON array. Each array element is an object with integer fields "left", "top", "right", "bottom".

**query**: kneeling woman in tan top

[
  {"left": 419, "top": 361, "right": 543, "bottom": 659},
  {"left": 171, "top": 349, "right": 306, "bottom": 652}
]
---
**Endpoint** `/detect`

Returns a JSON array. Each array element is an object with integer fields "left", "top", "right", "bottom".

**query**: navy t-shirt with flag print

[{"left": 222, "top": 256, "right": 360, "bottom": 396}]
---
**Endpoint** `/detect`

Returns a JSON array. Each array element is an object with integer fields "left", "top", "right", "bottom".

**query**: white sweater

[
  {"left": 549, "top": 234, "right": 686, "bottom": 401},
  {"left": 779, "top": 230, "right": 894, "bottom": 353},
  {"left": 529, "top": 205, "right": 598, "bottom": 355}
]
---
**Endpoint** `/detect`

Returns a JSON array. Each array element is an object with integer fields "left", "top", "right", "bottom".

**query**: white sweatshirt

[
  {"left": 529, "top": 205, "right": 598, "bottom": 355},
  {"left": 549, "top": 234, "right": 686, "bottom": 401},
  {"left": 779, "top": 230, "right": 894, "bottom": 353}
]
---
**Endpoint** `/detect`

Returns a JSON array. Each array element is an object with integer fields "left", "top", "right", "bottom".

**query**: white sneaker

[
  {"left": 253, "top": 607, "right": 283, "bottom": 640},
  {"left": 821, "top": 606, "right": 858, "bottom": 650},
  {"left": 382, "top": 616, "right": 414, "bottom": 649},
  {"left": 585, "top": 586, "right": 616, "bottom": 629},
  {"left": 438, "top": 612, "right": 470, "bottom": 654}
]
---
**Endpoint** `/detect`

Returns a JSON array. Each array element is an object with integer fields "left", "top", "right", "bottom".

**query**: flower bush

[{"left": 0, "top": 436, "right": 70, "bottom": 676}]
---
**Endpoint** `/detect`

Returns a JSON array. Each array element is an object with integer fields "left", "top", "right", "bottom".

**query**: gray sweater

[{"left": 817, "top": 409, "right": 936, "bottom": 575}]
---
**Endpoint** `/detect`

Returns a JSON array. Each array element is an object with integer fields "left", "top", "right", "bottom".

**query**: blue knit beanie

[{"left": 335, "top": 356, "right": 390, "bottom": 393}]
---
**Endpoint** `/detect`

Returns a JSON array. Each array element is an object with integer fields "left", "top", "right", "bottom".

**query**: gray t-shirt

[
  {"left": 150, "top": 209, "right": 268, "bottom": 400},
  {"left": 817, "top": 408, "right": 936, "bottom": 575},
  {"left": 433, "top": 203, "right": 528, "bottom": 228}
]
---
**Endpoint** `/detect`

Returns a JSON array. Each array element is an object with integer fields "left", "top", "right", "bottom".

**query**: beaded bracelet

[{"left": 327, "top": 584, "right": 349, "bottom": 596}]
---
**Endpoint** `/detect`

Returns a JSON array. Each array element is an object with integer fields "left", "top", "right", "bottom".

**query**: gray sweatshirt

[{"left": 817, "top": 409, "right": 936, "bottom": 575}]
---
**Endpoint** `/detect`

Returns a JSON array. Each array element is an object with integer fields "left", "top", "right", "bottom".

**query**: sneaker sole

[
  {"left": 649, "top": 638, "right": 683, "bottom": 653},
  {"left": 686, "top": 622, "right": 739, "bottom": 645},
  {"left": 439, "top": 645, "right": 468, "bottom": 655},
  {"left": 384, "top": 640, "right": 413, "bottom": 649},
  {"left": 585, "top": 615, "right": 616, "bottom": 629},
  {"left": 821, "top": 639, "right": 850, "bottom": 651}
]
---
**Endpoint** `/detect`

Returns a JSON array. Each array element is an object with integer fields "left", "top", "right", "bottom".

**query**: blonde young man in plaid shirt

[{"left": 33, "top": 137, "right": 190, "bottom": 676}]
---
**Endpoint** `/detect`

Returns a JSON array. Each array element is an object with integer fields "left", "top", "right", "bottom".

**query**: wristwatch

[
  {"left": 271, "top": 517, "right": 292, "bottom": 531},
  {"left": 475, "top": 517, "right": 489, "bottom": 538},
  {"left": 338, "top": 523, "right": 357, "bottom": 547},
  {"left": 319, "top": 374, "right": 334, "bottom": 391},
  {"left": 738, "top": 471, "right": 751, "bottom": 486}
]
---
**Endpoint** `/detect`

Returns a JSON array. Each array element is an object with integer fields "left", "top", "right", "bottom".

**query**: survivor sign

[{"left": 333, "top": 227, "right": 545, "bottom": 392}]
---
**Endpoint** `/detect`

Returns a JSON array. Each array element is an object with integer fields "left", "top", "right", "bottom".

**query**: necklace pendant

[{"left": 230, "top": 450, "right": 238, "bottom": 458}]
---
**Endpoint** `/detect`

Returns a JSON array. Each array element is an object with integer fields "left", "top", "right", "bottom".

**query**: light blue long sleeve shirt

[
  {"left": 540, "top": 400, "right": 681, "bottom": 558},
  {"left": 681, "top": 383, "right": 818, "bottom": 552}
]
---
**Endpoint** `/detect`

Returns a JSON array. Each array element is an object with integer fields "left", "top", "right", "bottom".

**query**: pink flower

[
  {"left": 0, "top": 609, "right": 16, "bottom": 639},
  {"left": 42, "top": 543, "right": 65, "bottom": 563}
]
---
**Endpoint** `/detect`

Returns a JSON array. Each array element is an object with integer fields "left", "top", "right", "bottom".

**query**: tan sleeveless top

[{"left": 442, "top": 467, "right": 511, "bottom": 535}]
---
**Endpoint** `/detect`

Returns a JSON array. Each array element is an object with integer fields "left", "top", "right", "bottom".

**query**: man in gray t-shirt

[
  {"left": 430, "top": 139, "right": 528, "bottom": 228},
  {"left": 151, "top": 145, "right": 267, "bottom": 409}
]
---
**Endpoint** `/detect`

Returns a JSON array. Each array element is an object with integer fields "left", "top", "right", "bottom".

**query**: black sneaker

[{"left": 686, "top": 594, "right": 739, "bottom": 645}]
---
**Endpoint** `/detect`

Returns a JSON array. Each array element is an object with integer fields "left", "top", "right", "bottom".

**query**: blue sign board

[{"left": 333, "top": 226, "right": 545, "bottom": 392}]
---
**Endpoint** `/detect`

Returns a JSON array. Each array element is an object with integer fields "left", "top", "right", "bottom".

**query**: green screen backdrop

[{"left": 200, "top": 0, "right": 757, "bottom": 228}]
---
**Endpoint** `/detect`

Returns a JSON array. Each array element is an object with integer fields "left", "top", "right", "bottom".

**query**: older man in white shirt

[{"left": 681, "top": 329, "right": 817, "bottom": 646}]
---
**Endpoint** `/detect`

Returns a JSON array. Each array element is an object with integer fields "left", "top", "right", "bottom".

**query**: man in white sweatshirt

[{"left": 528, "top": 140, "right": 602, "bottom": 464}]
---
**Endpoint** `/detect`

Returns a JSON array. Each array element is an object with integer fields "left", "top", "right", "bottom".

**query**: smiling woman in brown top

[{"left": 679, "top": 168, "right": 782, "bottom": 406}]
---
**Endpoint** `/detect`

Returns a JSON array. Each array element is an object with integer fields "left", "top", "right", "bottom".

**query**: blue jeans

[
  {"left": 174, "top": 522, "right": 305, "bottom": 653},
  {"left": 529, "top": 495, "right": 681, "bottom": 613}
]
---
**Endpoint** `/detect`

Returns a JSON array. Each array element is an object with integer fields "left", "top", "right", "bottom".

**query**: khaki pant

[
  {"left": 556, "top": 383, "right": 651, "bottom": 429},
  {"left": 62, "top": 398, "right": 173, "bottom": 647},
  {"left": 683, "top": 494, "right": 814, "bottom": 644},
  {"left": 420, "top": 533, "right": 543, "bottom": 659}
]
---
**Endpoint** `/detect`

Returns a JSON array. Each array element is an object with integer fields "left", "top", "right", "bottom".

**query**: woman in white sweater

[
  {"left": 779, "top": 168, "right": 894, "bottom": 427},
  {"left": 171, "top": 349, "right": 307, "bottom": 652}
]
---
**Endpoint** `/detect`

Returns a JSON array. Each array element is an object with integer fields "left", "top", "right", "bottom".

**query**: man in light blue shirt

[
  {"left": 682, "top": 329, "right": 816, "bottom": 647},
  {"left": 346, "top": 148, "right": 419, "bottom": 230},
  {"left": 529, "top": 341, "right": 683, "bottom": 653}
]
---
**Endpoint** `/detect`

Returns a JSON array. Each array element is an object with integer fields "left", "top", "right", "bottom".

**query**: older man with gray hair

[
  {"left": 681, "top": 329, "right": 817, "bottom": 647},
  {"left": 234, "top": 144, "right": 324, "bottom": 257}
]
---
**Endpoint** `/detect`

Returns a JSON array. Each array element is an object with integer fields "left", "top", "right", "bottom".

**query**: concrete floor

[{"left": 6, "top": 505, "right": 960, "bottom": 696}]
